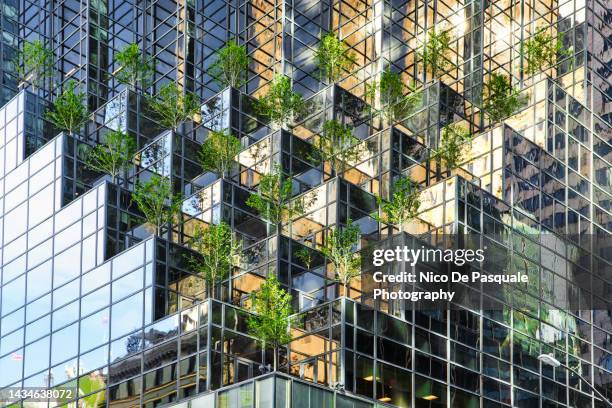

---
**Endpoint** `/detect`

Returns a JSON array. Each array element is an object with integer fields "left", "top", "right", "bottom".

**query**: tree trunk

[{"left": 273, "top": 347, "right": 278, "bottom": 371}]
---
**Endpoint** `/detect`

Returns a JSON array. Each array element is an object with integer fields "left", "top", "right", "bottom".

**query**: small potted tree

[
  {"left": 255, "top": 74, "right": 305, "bottom": 129},
  {"left": 84, "top": 129, "right": 136, "bottom": 184},
  {"left": 247, "top": 274, "right": 293, "bottom": 371},
  {"left": 432, "top": 123, "right": 473, "bottom": 171},
  {"left": 45, "top": 80, "right": 89, "bottom": 136},
  {"left": 132, "top": 174, "right": 183, "bottom": 236},
  {"left": 522, "top": 27, "right": 570, "bottom": 77},
  {"left": 188, "top": 222, "right": 241, "bottom": 299},
  {"left": 311, "top": 119, "right": 360, "bottom": 177},
  {"left": 419, "top": 28, "right": 454, "bottom": 79},
  {"left": 373, "top": 177, "right": 421, "bottom": 233},
  {"left": 14, "top": 40, "right": 54, "bottom": 91},
  {"left": 483, "top": 73, "right": 528, "bottom": 123},
  {"left": 366, "top": 69, "right": 421, "bottom": 125},
  {"left": 315, "top": 32, "right": 356, "bottom": 84},
  {"left": 113, "top": 43, "right": 154, "bottom": 90},
  {"left": 198, "top": 130, "right": 242, "bottom": 178},
  {"left": 321, "top": 219, "right": 361, "bottom": 296},
  {"left": 147, "top": 82, "right": 201, "bottom": 131},
  {"left": 209, "top": 40, "right": 250, "bottom": 89}
]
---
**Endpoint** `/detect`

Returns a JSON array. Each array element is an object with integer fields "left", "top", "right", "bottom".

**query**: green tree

[
  {"left": 256, "top": 74, "right": 305, "bottom": 129},
  {"left": 148, "top": 82, "right": 201, "bottom": 131},
  {"left": 246, "top": 164, "right": 305, "bottom": 230},
  {"left": 295, "top": 248, "right": 313, "bottom": 270},
  {"left": 321, "top": 219, "right": 361, "bottom": 296},
  {"left": 315, "top": 32, "right": 356, "bottom": 83},
  {"left": 247, "top": 274, "right": 293, "bottom": 371},
  {"left": 432, "top": 123, "right": 473, "bottom": 170},
  {"left": 483, "top": 73, "right": 528, "bottom": 123},
  {"left": 419, "top": 28, "right": 453, "bottom": 78},
  {"left": 188, "top": 222, "right": 241, "bottom": 299},
  {"left": 209, "top": 40, "right": 250, "bottom": 88},
  {"left": 14, "top": 40, "right": 54, "bottom": 90},
  {"left": 312, "top": 119, "right": 360, "bottom": 176},
  {"left": 199, "top": 130, "right": 242, "bottom": 178},
  {"left": 45, "top": 80, "right": 89, "bottom": 136},
  {"left": 114, "top": 43, "right": 154, "bottom": 90},
  {"left": 84, "top": 130, "right": 136, "bottom": 184},
  {"left": 373, "top": 177, "right": 420, "bottom": 232},
  {"left": 366, "top": 69, "right": 420, "bottom": 124},
  {"left": 522, "top": 28, "right": 570, "bottom": 76},
  {"left": 132, "top": 174, "right": 183, "bottom": 236}
]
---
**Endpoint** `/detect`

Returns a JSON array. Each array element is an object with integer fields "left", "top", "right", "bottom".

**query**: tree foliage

[
  {"left": 148, "top": 82, "right": 201, "bottom": 131},
  {"left": 84, "top": 130, "right": 136, "bottom": 183},
  {"left": 114, "top": 43, "right": 154, "bottom": 89},
  {"left": 522, "top": 28, "right": 570, "bottom": 76},
  {"left": 312, "top": 119, "right": 360, "bottom": 176},
  {"left": 366, "top": 69, "right": 421, "bottom": 124},
  {"left": 321, "top": 219, "right": 361, "bottom": 295},
  {"left": 483, "top": 73, "right": 528, "bottom": 123},
  {"left": 15, "top": 40, "right": 54, "bottom": 90},
  {"left": 246, "top": 164, "right": 305, "bottom": 228},
  {"left": 45, "top": 80, "right": 89, "bottom": 136},
  {"left": 199, "top": 130, "right": 241, "bottom": 177},
  {"left": 255, "top": 74, "right": 305, "bottom": 129},
  {"left": 373, "top": 177, "right": 420, "bottom": 232},
  {"left": 247, "top": 274, "right": 293, "bottom": 370},
  {"left": 132, "top": 174, "right": 183, "bottom": 236},
  {"left": 295, "top": 248, "right": 313, "bottom": 270},
  {"left": 209, "top": 40, "right": 250, "bottom": 88},
  {"left": 419, "top": 28, "right": 453, "bottom": 78},
  {"left": 188, "top": 222, "right": 241, "bottom": 298},
  {"left": 432, "top": 123, "right": 473, "bottom": 170},
  {"left": 315, "top": 32, "right": 356, "bottom": 83}
]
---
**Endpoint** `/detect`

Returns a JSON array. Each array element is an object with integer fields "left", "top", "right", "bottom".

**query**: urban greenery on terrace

[
  {"left": 247, "top": 274, "right": 293, "bottom": 371},
  {"left": 147, "top": 82, "right": 201, "bottom": 131},
  {"left": 209, "top": 40, "right": 250, "bottom": 89},
  {"left": 419, "top": 28, "right": 454, "bottom": 79},
  {"left": 373, "top": 177, "right": 421, "bottom": 233},
  {"left": 311, "top": 119, "right": 360, "bottom": 176},
  {"left": 198, "top": 129, "right": 242, "bottom": 178},
  {"left": 14, "top": 39, "right": 54, "bottom": 90},
  {"left": 84, "top": 129, "right": 136, "bottom": 184},
  {"left": 315, "top": 32, "right": 356, "bottom": 83},
  {"left": 188, "top": 222, "right": 241, "bottom": 299},
  {"left": 321, "top": 219, "right": 361, "bottom": 295},
  {"left": 522, "top": 27, "right": 571, "bottom": 76},
  {"left": 113, "top": 43, "right": 154, "bottom": 90},
  {"left": 132, "top": 174, "right": 183, "bottom": 236},
  {"left": 366, "top": 69, "right": 421, "bottom": 124},
  {"left": 45, "top": 80, "right": 89, "bottom": 136},
  {"left": 255, "top": 74, "right": 305, "bottom": 129},
  {"left": 432, "top": 123, "right": 473, "bottom": 170},
  {"left": 483, "top": 73, "right": 528, "bottom": 123},
  {"left": 246, "top": 164, "right": 305, "bottom": 229}
]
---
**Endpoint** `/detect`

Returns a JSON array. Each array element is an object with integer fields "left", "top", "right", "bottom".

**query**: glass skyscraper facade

[{"left": 0, "top": 0, "right": 610, "bottom": 407}]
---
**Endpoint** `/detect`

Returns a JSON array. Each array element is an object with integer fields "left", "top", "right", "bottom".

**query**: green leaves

[
  {"left": 366, "top": 69, "right": 421, "bottom": 124},
  {"left": 15, "top": 40, "right": 54, "bottom": 90},
  {"left": 522, "top": 28, "right": 571, "bottom": 76},
  {"left": 247, "top": 274, "right": 293, "bottom": 369},
  {"left": 373, "top": 177, "right": 420, "bottom": 232},
  {"left": 45, "top": 80, "right": 89, "bottom": 136},
  {"left": 114, "top": 43, "right": 154, "bottom": 89},
  {"left": 246, "top": 164, "right": 304, "bottom": 227},
  {"left": 315, "top": 32, "right": 356, "bottom": 83},
  {"left": 132, "top": 174, "right": 183, "bottom": 236},
  {"left": 199, "top": 130, "right": 241, "bottom": 178},
  {"left": 188, "top": 222, "right": 241, "bottom": 298},
  {"left": 147, "top": 82, "right": 201, "bottom": 131},
  {"left": 209, "top": 40, "right": 250, "bottom": 88},
  {"left": 419, "top": 28, "right": 453, "bottom": 78},
  {"left": 483, "top": 73, "right": 528, "bottom": 123},
  {"left": 321, "top": 219, "right": 361, "bottom": 294},
  {"left": 312, "top": 119, "right": 360, "bottom": 176},
  {"left": 432, "top": 123, "right": 473, "bottom": 170},
  {"left": 84, "top": 130, "right": 136, "bottom": 183},
  {"left": 255, "top": 74, "right": 305, "bottom": 129}
]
